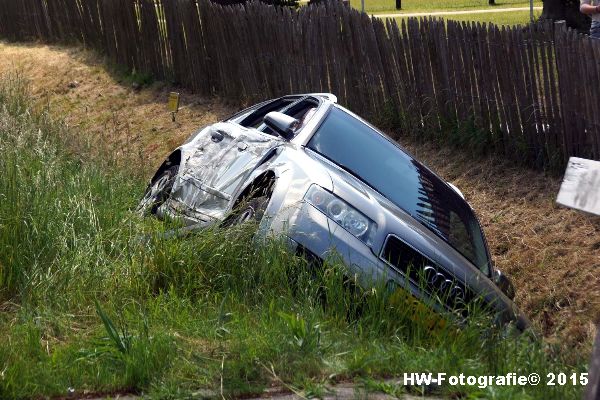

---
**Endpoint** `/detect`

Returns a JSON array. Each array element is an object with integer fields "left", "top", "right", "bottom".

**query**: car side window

[
  {"left": 286, "top": 99, "right": 319, "bottom": 125},
  {"left": 224, "top": 102, "right": 265, "bottom": 123},
  {"left": 260, "top": 98, "right": 320, "bottom": 137},
  {"left": 237, "top": 98, "right": 296, "bottom": 129}
]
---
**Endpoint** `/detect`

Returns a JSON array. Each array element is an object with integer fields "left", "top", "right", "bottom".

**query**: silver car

[{"left": 139, "top": 93, "right": 529, "bottom": 330}]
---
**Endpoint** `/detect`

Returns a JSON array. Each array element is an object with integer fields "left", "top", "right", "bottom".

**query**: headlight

[{"left": 304, "top": 185, "right": 377, "bottom": 246}]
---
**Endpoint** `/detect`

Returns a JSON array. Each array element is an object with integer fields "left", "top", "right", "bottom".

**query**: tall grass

[
  {"left": 0, "top": 76, "right": 138, "bottom": 305},
  {"left": 0, "top": 76, "right": 588, "bottom": 399}
]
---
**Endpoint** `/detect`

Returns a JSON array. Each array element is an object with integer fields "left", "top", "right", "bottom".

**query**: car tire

[
  {"left": 226, "top": 196, "right": 269, "bottom": 226},
  {"left": 137, "top": 165, "right": 179, "bottom": 216}
]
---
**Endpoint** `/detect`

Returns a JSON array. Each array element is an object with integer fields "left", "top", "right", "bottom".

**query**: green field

[
  {"left": 348, "top": 0, "right": 542, "bottom": 18},
  {"left": 0, "top": 75, "right": 588, "bottom": 400},
  {"left": 389, "top": 9, "right": 543, "bottom": 26}
]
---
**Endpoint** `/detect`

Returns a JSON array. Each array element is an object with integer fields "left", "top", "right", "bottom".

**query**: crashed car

[{"left": 138, "top": 93, "right": 529, "bottom": 330}]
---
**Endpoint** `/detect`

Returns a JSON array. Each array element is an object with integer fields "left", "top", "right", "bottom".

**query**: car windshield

[{"left": 307, "top": 107, "right": 491, "bottom": 275}]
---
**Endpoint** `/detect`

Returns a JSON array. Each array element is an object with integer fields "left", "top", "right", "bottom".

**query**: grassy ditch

[{"left": 0, "top": 76, "right": 589, "bottom": 399}]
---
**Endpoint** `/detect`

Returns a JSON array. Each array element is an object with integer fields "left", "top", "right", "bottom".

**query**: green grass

[
  {"left": 445, "top": 9, "right": 541, "bottom": 25},
  {"left": 0, "top": 75, "right": 589, "bottom": 399},
  {"left": 348, "top": 0, "right": 542, "bottom": 16},
  {"left": 389, "top": 9, "right": 542, "bottom": 26}
]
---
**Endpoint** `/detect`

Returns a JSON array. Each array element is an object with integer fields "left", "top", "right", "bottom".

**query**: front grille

[{"left": 380, "top": 235, "right": 471, "bottom": 310}]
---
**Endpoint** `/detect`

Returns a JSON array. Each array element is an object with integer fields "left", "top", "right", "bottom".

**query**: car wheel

[
  {"left": 226, "top": 196, "right": 269, "bottom": 226},
  {"left": 137, "top": 165, "right": 179, "bottom": 216}
]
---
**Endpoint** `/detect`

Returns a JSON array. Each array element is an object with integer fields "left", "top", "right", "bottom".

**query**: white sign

[{"left": 556, "top": 157, "right": 600, "bottom": 216}]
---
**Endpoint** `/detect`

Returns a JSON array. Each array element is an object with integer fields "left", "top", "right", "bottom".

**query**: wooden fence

[
  {"left": 0, "top": 0, "right": 599, "bottom": 169},
  {"left": 585, "top": 326, "right": 600, "bottom": 400}
]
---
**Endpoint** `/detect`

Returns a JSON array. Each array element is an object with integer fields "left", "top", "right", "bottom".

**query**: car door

[
  {"left": 199, "top": 121, "right": 280, "bottom": 203},
  {"left": 209, "top": 96, "right": 323, "bottom": 203},
  {"left": 199, "top": 97, "right": 307, "bottom": 205},
  {"left": 173, "top": 121, "right": 282, "bottom": 221},
  {"left": 172, "top": 96, "right": 317, "bottom": 221}
]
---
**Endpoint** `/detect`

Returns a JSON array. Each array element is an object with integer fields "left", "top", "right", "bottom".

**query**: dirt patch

[{"left": 1, "top": 40, "right": 598, "bottom": 349}]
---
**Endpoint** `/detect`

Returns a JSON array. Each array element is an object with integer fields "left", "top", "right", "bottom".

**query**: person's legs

[{"left": 591, "top": 21, "right": 600, "bottom": 39}]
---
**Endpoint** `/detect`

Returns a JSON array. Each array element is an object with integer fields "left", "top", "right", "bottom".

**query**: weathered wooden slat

[
  {"left": 487, "top": 25, "right": 510, "bottom": 154},
  {"left": 585, "top": 326, "right": 600, "bottom": 400},
  {"left": 590, "top": 39, "right": 600, "bottom": 159}
]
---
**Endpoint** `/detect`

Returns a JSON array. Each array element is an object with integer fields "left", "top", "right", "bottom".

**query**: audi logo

[{"left": 422, "top": 264, "right": 466, "bottom": 306}]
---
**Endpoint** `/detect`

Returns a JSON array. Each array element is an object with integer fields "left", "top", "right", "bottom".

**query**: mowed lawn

[
  {"left": 388, "top": 9, "right": 543, "bottom": 27},
  {"left": 350, "top": 0, "right": 542, "bottom": 19}
]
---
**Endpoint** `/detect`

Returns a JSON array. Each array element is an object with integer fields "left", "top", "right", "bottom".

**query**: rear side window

[
  {"left": 260, "top": 98, "right": 320, "bottom": 137},
  {"left": 231, "top": 96, "right": 321, "bottom": 138},
  {"left": 238, "top": 98, "right": 296, "bottom": 128}
]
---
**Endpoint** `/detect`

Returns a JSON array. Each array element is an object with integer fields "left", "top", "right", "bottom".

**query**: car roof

[
  {"left": 305, "top": 93, "right": 337, "bottom": 103},
  {"left": 280, "top": 93, "right": 337, "bottom": 104}
]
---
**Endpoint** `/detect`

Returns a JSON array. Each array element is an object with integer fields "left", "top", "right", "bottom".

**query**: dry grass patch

[
  {"left": 0, "top": 41, "right": 235, "bottom": 173},
  {"left": 400, "top": 140, "right": 600, "bottom": 349}
]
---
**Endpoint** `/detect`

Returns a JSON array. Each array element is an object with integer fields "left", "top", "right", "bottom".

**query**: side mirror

[
  {"left": 447, "top": 182, "right": 465, "bottom": 199},
  {"left": 494, "top": 269, "right": 515, "bottom": 300},
  {"left": 264, "top": 112, "right": 298, "bottom": 141}
]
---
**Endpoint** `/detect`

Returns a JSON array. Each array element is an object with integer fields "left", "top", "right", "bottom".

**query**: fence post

[{"left": 585, "top": 326, "right": 600, "bottom": 400}]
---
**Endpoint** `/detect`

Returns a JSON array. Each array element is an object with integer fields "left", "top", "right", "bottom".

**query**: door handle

[{"left": 211, "top": 130, "right": 224, "bottom": 143}]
